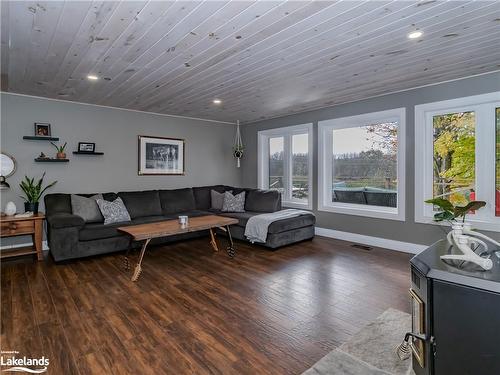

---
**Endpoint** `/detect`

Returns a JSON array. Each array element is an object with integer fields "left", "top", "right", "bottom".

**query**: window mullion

[
  {"left": 326, "top": 127, "right": 333, "bottom": 206},
  {"left": 284, "top": 133, "right": 292, "bottom": 202},
  {"left": 475, "top": 104, "right": 496, "bottom": 221}
]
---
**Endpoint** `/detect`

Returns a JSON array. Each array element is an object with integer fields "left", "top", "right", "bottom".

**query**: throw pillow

[
  {"left": 71, "top": 194, "right": 103, "bottom": 223},
  {"left": 211, "top": 189, "right": 231, "bottom": 210},
  {"left": 222, "top": 191, "right": 245, "bottom": 213},
  {"left": 96, "top": 197, "right": 131, "bottom": 225}
]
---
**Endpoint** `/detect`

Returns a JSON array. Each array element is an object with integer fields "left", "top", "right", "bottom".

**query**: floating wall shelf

[
  {"left": 34, "top": 158, "right": 69, "bottom": 163},
  {"left": 23, "top": 136, "right": 60, "bottom": 141},
  {"left": 72, "top": 151, "right": 104, "bottom": 155}
]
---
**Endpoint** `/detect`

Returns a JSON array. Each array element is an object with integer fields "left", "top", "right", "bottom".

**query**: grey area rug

[{"left": 303, "top": 308, "right": 415, "bottom": 375}]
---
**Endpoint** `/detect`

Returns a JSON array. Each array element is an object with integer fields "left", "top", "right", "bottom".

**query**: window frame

[
  {"left": 258, "top": 123, "right": 313, "bottom": 209},
  {"left": 318, "top": 108, "right": 406, "bottom": 221},
  {"left": 414, "top": 92, "right": 500, "bottom": 232}
]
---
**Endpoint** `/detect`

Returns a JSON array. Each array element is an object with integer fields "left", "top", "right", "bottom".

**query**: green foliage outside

[
  {"left": 269, "top": 151, "right": 309, "bottom": 199},
  {"left": 432, "top": 112, "right": 475, "bottom": 206}
]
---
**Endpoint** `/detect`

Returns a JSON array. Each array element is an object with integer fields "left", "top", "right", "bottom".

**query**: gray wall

[
  {"left": 241, "top": 72, "right": 500, "bottom": 245},
  {"left": 1, "top": 93, "right": 241, "bottom": 246}
]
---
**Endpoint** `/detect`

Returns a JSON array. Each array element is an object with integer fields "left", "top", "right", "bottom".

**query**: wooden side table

[{"left": 0, "top": 213, "right": 45, "bottom": 261}]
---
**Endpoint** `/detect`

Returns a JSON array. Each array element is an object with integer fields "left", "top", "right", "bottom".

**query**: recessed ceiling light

[
  {"left": 213, "top": 99, "right": 222, "bottom": 105},
  {"left": 87, "top": 74, "right": 99, "bottom": 80},
  {"left": 407, "top": 30, "right": 423, "bottom": 39}
]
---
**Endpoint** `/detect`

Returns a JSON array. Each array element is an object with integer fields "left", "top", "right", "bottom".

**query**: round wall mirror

[{"left": 1, "top": 152, "right": 16, "bottom": 177}]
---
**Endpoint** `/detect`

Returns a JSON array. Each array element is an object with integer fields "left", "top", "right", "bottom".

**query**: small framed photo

[
  {"left": 138, "top": 135, "right": 185, "bottom": 175},
  {"left": 78, "top": 142, "right": 96, "bottom": 153},
  {"left": 34, "top": 123, "right": 51, "bottom": 137}
]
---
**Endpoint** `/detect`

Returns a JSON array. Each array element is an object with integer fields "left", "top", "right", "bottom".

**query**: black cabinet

[{"left": 433, "top": 281, "right": 500, "bottom": 375}]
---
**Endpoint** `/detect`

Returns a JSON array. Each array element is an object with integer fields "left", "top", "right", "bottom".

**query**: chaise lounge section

[{"left": 45, "top": 185, "right": 315, "bottom": 262}]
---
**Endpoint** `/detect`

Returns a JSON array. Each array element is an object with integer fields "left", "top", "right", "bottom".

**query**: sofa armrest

[{"left": 47, "top": 213, "right": 85, "bottom": 229}]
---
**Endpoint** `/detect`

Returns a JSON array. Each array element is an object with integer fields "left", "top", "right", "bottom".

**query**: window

[
  {"left": 269, "top": 137, "right": 284, "bottom": 194},
  {"left": 318, "top": 108, "right": 406, "bottom": 220},
  {"left": 415, "top": 92, "right": 500, "bottom": 231},
  {"left": 258, "top": 124, "right": 313, "bottom": 208}
]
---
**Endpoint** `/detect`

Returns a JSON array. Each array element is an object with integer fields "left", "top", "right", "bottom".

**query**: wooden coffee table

[{"left": 118, "top": 215, "right": 238, "bottom": 282}]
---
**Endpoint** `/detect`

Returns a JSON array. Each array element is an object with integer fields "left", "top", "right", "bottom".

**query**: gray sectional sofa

[{"left": 44, "top": 185, "right": 316, "bottom": 262}]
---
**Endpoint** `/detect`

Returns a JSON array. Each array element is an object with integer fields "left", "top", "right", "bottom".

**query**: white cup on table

[{"left": 178, "top": 215, "right": 188, "bottom": 226}]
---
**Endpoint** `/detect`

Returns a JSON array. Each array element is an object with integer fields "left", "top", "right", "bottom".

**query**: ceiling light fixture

[
  {"left": 213, "top": 99, "right": 222, "bottom": 105},
  {"left": 87, "top": 74, "right": 99, "bottom": 80},
  {"left": 407, "top": 30, "right": 423, "bottom": 39}
]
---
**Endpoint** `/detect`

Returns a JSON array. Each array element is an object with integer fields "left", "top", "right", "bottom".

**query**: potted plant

[
  {"left": 19, "top": 172, "right": 57, "bottom": 213},
  {"left": 50, "top": 141, "right": 67, "bottom": 159},
  {"left": 425, "top": 197, "right": 486, "bottom": 224}
]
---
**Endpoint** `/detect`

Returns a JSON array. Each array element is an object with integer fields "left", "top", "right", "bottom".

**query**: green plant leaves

[
  {"left": 425, "top": 197, "right": 486, "bottom": 222},
  {"left": 18, "top": 173, "right": 57, "bottom": 203},
  {"left": 50, "top": 141, "right": 67, "bottom": 152},
  {"left": 433, "top": 211, "right": 455, "bottom": 222},
  {"left": 454, "top": 201, "right": 486, "bottom": 217},
  {"left": 425, "top": 198, "right": 454, "bottom": 212}
]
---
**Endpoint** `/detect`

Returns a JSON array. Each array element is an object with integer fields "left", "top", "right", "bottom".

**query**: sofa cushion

[
  {"left": 174, "top": 210, "right": 211, "bottom": 218},
  {"left": 79, "top": 215, "right": 166, "bottom": 241},
  {"left": 118, "top": 190, "right": 162, "bottom": 219},
  {"left": 159, "top": 188, "right": 196, "bottom": 215},
  {"left": 193, "top": 185, "right": 225, "bottom": 210},
  {"left": 218, "top": 211, "right": 260, "bottom": 227},
  {"left": 71, "top": 194, "right": 103, "bottom": 223},
  {"left": 224, "top": 186, "right": 249, "bottom": 195},
  {"left": 45, "top": 194, "right": 72, "bottom": 215},
  {"left": 79, "top": 222, "right": 123, "bottom": 241},
  {"left": 222, "top": 191, "right": 245, "bottom": 212},
  {"left": 96, "top": 197, "right": 131, "bottom": 225},
  {"left": 211, "top": 189, "right": 229, "bottom": 210},
  {"left": 245, "top": 190, "right": 281, "bottom": 212},
  {"left": 219, "top": 211, "right": 315, "bottom": 233},
  {"left": 268, "top": 214, "right": 316, "bottom": 234}
]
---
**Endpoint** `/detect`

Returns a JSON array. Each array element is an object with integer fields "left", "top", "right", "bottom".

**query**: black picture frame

[
  {"left": 78, "top": 142, "right": 96, "bottom": 152},
  {"left": 138, "top": 135, "right": 185, "bottom": 175},
  {"left": 34, "top": 123, "right": 51, "bottom": 137}
]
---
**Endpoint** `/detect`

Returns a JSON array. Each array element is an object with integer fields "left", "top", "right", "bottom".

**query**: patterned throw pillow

[
  {"left": 222, "top": 191, "right": 245, "bottom": 213},
  {"left": 96, "top": 197, "right": 131, "bottom": 225}
]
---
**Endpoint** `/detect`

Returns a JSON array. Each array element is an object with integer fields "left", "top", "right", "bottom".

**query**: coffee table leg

[
  {"left": 209, "top": 228, "right": 219, "bottom": 252},
  {"left": 226, "top": 225, "right": 236, "bottom": 258},
  {"left": 132, "top": 238, "right": 151, "bottom": 282}
]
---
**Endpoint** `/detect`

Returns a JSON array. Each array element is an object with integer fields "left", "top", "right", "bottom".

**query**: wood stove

[{"left": 408, "top": 240, "right": 500, "bottom": 375}]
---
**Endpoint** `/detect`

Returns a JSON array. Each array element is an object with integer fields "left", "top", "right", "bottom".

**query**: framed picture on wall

[
  {"left": 34, "top": 122, "right": 51, "bottom": 137},
  {"left": 138, "top": 135, "right": 185, "bottom": 175},
  {"left": 78, "top": 142, "right": 96, "bottom": 152}
]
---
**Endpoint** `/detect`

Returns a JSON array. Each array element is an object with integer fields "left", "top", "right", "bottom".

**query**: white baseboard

[
  {"left": 0, "top": 241, "right": 49, "bottom": 251},
  {"left": 0, "top": 230, "right": 426, "bottom": 255},
  {"left": 315, "top": 227, "right": 427, "bottom": 254}
]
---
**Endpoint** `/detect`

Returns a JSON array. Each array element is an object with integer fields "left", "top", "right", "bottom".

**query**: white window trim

[
  {"left": 415, "top": 91, "right": 500, "bottom": 232},
  {"left": 258, "top": 123, "right": 313, "bottom": 210},
  {"left": 318, "top": 108, "right": 406, "bottom": 221}
]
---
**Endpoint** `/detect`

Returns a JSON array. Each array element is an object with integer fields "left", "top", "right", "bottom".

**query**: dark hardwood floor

[{"left": 1, "top": 236, "right": 412, "bottom": 375}]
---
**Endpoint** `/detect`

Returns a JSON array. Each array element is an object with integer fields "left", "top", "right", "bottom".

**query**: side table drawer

[{"left": 0, "top": 220, "right": 35, "bottom": 236}]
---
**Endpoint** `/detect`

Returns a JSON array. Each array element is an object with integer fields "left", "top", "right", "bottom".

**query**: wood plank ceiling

[{"left": 1, "top": 1, "right": 500, "bottom": 123}]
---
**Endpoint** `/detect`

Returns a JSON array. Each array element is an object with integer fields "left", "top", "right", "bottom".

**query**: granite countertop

[{"left": 411, "top": 240, "right": 500, "bottom": 294}]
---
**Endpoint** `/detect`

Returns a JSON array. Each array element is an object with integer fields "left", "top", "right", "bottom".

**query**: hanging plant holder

[{"left": 233, "top": 120, "right": 244, "bottom": 168}]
